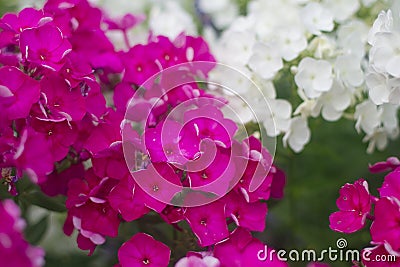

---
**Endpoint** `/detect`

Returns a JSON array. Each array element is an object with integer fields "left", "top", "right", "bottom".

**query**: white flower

[
  {"left": 366, "top": 71, "right": 390, "bottom": 105},
  {"left": 208, "top": 64, "right": 253, "bottom": 95},
  {"left": 262, "top": 99, "right": 292, "bottom": 137},
  {"left": 149, "top": 1, "right": 196, "bottom": 39},
  {"left": 364, "top": 129, "right": 390, "bottom": 153},
  {"left": 294, "top": 98, "right": 317, "bottom": 118},
  {"left": 276, "top": 27, "right": 308, "bottom": 61},
  {"left": 283, "top": 117, "right": 311, "bottom": 153},
  {"left": 367, "top": 10, "right": 393, "bottom": 45},
  {"left": 301, "top": 2, "right": 334, "bottom": 35},
  {"left": 248, "top": 0, "right": 302, "bottom": 38},
  {"left": 295, "top": 57, "right": 333, "bottom": 98},
  {"left": 369, "top": 32, "right": 400, "bottom": 78},
  {"left": 308, "top": 35, "right": 337, "bottom": 59},
  {"left": 322, "top": 0, "right": 360, "bottom": 23},
  {"left": 362, "top": 0, "right": 378, "bottom": 7},
  {"left": 381, "top": 103, "right": 399, "bottom": 134},
  {"left": 248, "top": 42, "right": 283, "bottom": 80},
  {"left": 363, "top": 104, "right": 399, "bottom": 153},
  {"left": 334, "top": 54, "right": 364, "bottom": 88},
  {"left": 251, "top": 75, "right": 276, "bottom": 99},
  {"left": 198, "top": 0, "right": 230, "bottom": 13},
  {"left": 198, "top": 0, "right": 238, "bottom": 29},
  {"left": 337, "top": 20, "right": 369, "bottom": 59},
  {"left": 313, "top": 80, "right": 352, "bottom": 121},
  {"left": 387, "top": 78, "right": 400, "bottom": 104},
  {"left": 362, "top": 103, "right": 399, "bottom": 153},
  {"left": 220, "top": 77, "right": 278, "bottom": 125},
  {"left": 214, "top": 31, "right": 256, "bottom": 65},
  {"left": 354, "top": 101, "right": 382, "bottom": 135}
]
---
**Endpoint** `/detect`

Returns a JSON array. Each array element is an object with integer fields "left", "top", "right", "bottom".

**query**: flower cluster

[
  {"left": 205, "top": 0, "right": 382, "bottom": 153},
  {"left": 0, "top": 0, "right": 126, "bottom": 194},
  {"left": 0, "top": 199, "right": 45, "bottom": 267},
  {"left": 329, "top": 157, "right": 400, "bottom": 266},
  {"left": 92, "top": 0, "right": 400, "bottom": 153},
  {"left": 0, "top": 0, "right": 288, "bottom": 266}
]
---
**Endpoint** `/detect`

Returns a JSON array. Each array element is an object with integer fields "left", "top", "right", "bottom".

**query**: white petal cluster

[
  {"left": 301, "top": 2, "right": 334, "bottom": 35},
  {"left": 361, "top": 8, "right": 400, "bottom": 151},
  {"left": 295, "top": 57, "right": 333, "bottom": 98},
  {"left": 148, "top": 1, "right": 197, "bottom": 39},
  {"left": 197, "top": 0, "right": 238, "bottom": 29}
]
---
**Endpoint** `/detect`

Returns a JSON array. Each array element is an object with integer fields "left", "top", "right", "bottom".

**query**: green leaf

[
  {"left": 25, "top": 215, "right": 48, "bottom": 245},
  {"left": 23, "top": 191, "right": 66, "bottom": 212}
]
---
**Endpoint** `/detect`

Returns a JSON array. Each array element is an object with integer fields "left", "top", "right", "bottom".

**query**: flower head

[
  {"left": 329, "top": 179, "right": 371, "bottom": 233},
  {"left": 20, "top": 24, "right": 71, "bottom": 71},
  {"left": 118, "top": 233, "right": 171, "bottom": 267}
]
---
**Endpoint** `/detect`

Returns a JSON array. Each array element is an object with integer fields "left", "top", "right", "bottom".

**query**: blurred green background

[{"left": 0, "top": 1, "right": 398, "bottom": 267}]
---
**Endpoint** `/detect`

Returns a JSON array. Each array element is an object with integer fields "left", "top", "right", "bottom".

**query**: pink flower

[
  {"left": 78, "top": 110, "right": 122, "bottom": 154},
  {"left": 60, "top": 51, "right": 95, "bottom": 88},
  {"left": 132, "top": 162, "right": 182, "bottom": 212},
  {"left": 108, "top": 175, "right": 150, "bottom": 222},
  {"left": 223, "top": 191, "right": 268, "bottom": 232},
  {"left": 92, "top": 142, "right": 129, "bottom": 180},
  {"left": 0, "top": 66, "right": 40, "bottom": 120},
  {"left": 65, "top": 168, "right": 120, "bottom": 254},
  {"left": 0, "top": 199, "right": 45, "bottom": 267},
  {"left": 369, "top": 157, "right": 400, "bottom": 173},
  {"left": 185, "top": 201, "right": 229, "bottom": 247},
  {"left": 175, "top": 253, "right": 220, "bottom": 267},
  {"left": 160, "top": 205, "right": 185, "bottom": 224},
  {"left": 235, "top": 136, "right": 285, "bottom": 202},
  {"left": 187, "top": 144, "right": 233, "bottom": 189},
  {"left": 32, "top": 74, "right": 86, "bottom": 122},
  {"left": 13, "top": 128, "right": 54, "bottom": 183},
  {"left": 183, "top": 104, "right": 237, "bottom": 149},
  {"left": 370, "top": 197, "right": 400, "bottom": 253},
  {"left": 270, "top": 167, "right": 286, "bottom": 199},
  {"left": 361, "top": 245, "right": 400, "bottom": 267},
  {"left": 0, "top": 7, "right": 51, "bottom": 46},
  {"left": 20, "top": 24, "right": 71, "bottom": 71},
  {"left": 122, "top": 43, "right": 161, "bottom": 85},
  {"left": 118, "top": 233, "right": 171, "bottom": 267},
  {"left": 379, "top": 167, "right": 400, "bottom": 200},
  {"left": 213, "top": 227, "right": 288, "bottom": 267},
  {"left": 39, "top": 162, "right": 85, "bottom": 196},
  {"left": 104, "top": 13, "right": 145, "bottom": 31},
  {"left": 329, "top": 179, "right": 372, "bottom": 233},
  {"left": 144, "top": 119, "right": 200, "bottom": 164},
  {"left": 31, "top": 119, "right": 77, "bottom": 162},
  {"left": 69, "top": 29, "right": 123, "bottom": 76}
]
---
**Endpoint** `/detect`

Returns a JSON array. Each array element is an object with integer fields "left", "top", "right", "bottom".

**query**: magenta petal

[
  {"left": 185, "top": 201, "right": 229, "bottom": 247},
  {"left": 371, "top": 197, "right": 400, "bottom": 252},
  {"left": 108, "top": 176, "right": 149, "bottom": 221},
  {"left": 77, "top": 233, "right": 96, "bottom": 256},
  {"left": 336, "top": 179, "right": 370, "bottom": 212},
  {"left": 224, "top": 191, "right": 268, "bottom": 232},
  {"left": 0, "top": 66, "right": 40, "bottom": 120},
  {"left": 329, "top": 211, "right": 366, "bottom": 233},
  {"left": 118, "top": 233, "right": 170, "bottom": 267},
  {"left": 369, "top": 157, "right": 400, "bottom": 173},
  {"left": 361, "top": 245, "right": 400, "bottom": 267},
  {"left": 270, "top": 168, "right": 286, "bottom": 199},
  {"left": 379, "top": 168, "right": 400, "bottom": 200}
]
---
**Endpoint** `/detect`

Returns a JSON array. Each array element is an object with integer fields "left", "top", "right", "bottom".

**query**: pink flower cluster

[
  {"left": 0, "top": 199, "right": 45, "bottom": 267},
  {"left": 329, "top": 157, "right": 400, "bottom": 266},
  {"left": 0, "top": 0, "right": 287, "bottom": 266}
]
